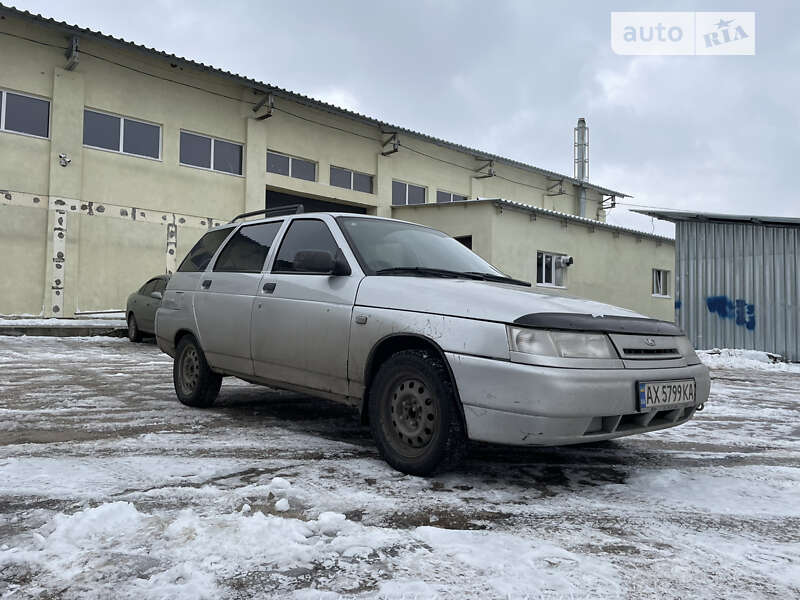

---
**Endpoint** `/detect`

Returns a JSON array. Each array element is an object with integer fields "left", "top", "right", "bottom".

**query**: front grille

[
  {"left": 609, "top": 333, "right": 683, "bottom": 361},
  {"left": 622, "top": 347, "right": 679, "bottom": 357}
]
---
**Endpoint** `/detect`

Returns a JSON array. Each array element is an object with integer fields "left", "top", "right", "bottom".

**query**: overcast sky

[{"left": 12, "top": 0, "right": 799, "bottom": 236}]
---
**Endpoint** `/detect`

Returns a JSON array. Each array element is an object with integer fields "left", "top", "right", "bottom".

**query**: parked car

[
  {"left": 155, "top": 213, "right": 710, "bottom": 475},
  {"left": 126, "top": 274, "right": 170, "bottom": 342}
]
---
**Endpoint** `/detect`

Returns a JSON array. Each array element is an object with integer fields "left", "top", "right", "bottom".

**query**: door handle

[
  {"left": 262, "top": 282, "right": 276, "bottom": 293},
  {"left": 201, "top": 279, "right": 212, "bottom": 289}
]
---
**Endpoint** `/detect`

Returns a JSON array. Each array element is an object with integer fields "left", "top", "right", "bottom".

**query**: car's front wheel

[
  {"left": 173, "top": 335, "right": 222, "bottom": 408},
  {"left": 369, "top": 349, "right": 467, "bottom": 476},
  {"left": 127, "top": 314, "right": 142, "bottom": 343}
]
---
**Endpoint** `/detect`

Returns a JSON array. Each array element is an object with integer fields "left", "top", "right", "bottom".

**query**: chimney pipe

[{"left": 574, "top": 118, "right": 589, "bottom": 217}]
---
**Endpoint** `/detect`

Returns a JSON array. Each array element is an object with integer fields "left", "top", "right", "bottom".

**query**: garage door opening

[{"left": 266, "top": 190, "right": 367, "bottom": 215}]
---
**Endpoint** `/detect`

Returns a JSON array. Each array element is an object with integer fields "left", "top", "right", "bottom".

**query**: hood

[{"left": 355, "top": 276, "right": 644, "bottom": 324}]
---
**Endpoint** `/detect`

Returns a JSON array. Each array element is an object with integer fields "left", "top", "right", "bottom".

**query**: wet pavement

[{"left": 0, "top": 336, "right": 798, "bottom": 599}]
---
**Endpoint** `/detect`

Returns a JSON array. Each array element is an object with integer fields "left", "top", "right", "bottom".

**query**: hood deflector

[{"left": 513, "top": 313, "right": 684, "bottom": 336}]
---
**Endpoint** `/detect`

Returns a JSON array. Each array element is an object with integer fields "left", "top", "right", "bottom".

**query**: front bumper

[{"left": 445, "top": 353, "right": 711, "bottom": 446}]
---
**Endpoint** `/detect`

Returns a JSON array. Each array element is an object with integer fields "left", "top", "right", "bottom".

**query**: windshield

[{"left": 337, "top": 217, "right": 503, "bottom": 276}]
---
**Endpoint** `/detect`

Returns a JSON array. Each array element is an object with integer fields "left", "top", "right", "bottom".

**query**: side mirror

[
  {"left": 293, "top": 249, "right": 352, "bottom": 275},
  {"left": 150, "top": 291, "right": 163, "bottom": 300},
  {"left": 294, "top": 250, "right": 336, "bottom": 273}
]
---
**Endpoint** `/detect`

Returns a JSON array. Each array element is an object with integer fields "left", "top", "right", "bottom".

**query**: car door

[
  {"left": 192, "top": 220, "right": 283, "bottom": 376},
  {"left": 140, "top": 277, "right": 167, "bottom": 334},
  {"left": 250, "top": 217, "right": 361, "bottom": 396},
  {"left": 136, "top": 278, "right": 159, "bottom": 333}
]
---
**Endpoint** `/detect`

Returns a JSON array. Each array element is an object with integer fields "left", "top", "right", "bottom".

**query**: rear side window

[
  {"left": 177, "top": 228, "right": 233, "bottom": 272},
  {"left": 154, "top": 279, "right": 168, "bottom": 294},
  {"left": 273, "top": 219, "right": 339, "bottom": 273},
  {"left": 213, "top": 221, "right": 282, "bottom": 273}
]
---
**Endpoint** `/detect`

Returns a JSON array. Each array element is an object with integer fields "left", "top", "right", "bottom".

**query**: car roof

[{"left": 210, "top": 212, "right": 427, "bottom": 232}]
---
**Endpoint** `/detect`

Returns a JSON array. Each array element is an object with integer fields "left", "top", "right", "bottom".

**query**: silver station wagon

[{"left": 156, "top": 211, "right": 710, "bottom": 475}]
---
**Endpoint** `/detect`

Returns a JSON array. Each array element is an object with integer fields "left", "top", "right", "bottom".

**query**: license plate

[{"left": 637, "top": 379, "right": 696, "bottom": 411}]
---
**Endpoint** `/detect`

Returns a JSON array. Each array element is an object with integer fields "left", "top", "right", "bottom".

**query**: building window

[
  {"left": 653, "top": 269, "right": 670, "bottom": 296},
  {"left": 392, "top": 180, "right": 426, "bottom": 206},
  {"left": 83, "top": 109, "right": 161, "bottom": 159},
  {"left": 536, "top": 251, "right": 567, "bottom": 287},
  {"left": 0, "top": 90, "right": 50, "bottom": 138},
  {"left": 330, "top": 165, "right": 374, "bottom": 193},
  {"left": 436, "top": 190, "right": 468, "bottom": 203},
  {"left": 180, "top": 131, "right": 243, "bottom": 175},
  {"left": 267, "top": 150, "right": 316, "bottom": 182}
]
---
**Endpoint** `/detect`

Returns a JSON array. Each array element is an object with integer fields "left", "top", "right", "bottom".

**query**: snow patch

[{"left": 699, "top": 348, "right": 800, "bottom": 372}]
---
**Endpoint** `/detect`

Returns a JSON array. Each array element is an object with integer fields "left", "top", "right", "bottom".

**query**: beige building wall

[{"left": 0, "top": 9, "right": 656, "bottom": 319}]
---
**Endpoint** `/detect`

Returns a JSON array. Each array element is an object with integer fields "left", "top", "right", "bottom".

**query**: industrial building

[
  {"left": 637, "top": 210, "right": 800, "bottom": 362},
  {"left": 0, "top": 5, "right": 675, "bottom": 321}
]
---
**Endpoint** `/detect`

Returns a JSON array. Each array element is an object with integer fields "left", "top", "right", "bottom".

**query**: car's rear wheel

[
  {"left": 369, "top": 349, "right": 467, "bottom": 476},
  {"left": 127, "top": 314, "right": 142, "bottom": 343},
  {"left": 174, "top": 335, "right": 221, "bottom": 408}
]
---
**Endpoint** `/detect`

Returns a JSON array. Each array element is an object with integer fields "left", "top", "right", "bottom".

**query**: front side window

[
  {"left": 273, "top": 220, "right": 340, "bottom": 273},
  {"left": 338, "top": 217, "right": 501, "bottom": 276},
  {"left": 653, "top": 269, "right": 670, "bottom": 296},
  {"left": 536, "top": 251, "right": 566, "bottom": 287},
  {"left": 392, "top": 181, "right": 426, "bottom": 206},
  {"left": 83, "top": 109, "right": 160, "bottom": 159},
  {"left": 213, "top": 221, "right": 282, "bottom": 273},
  {"left": 330, "top": 165, "right": 374, "bottom": 193},
  {"left": 177, "top": 228, "right": 233, "bottom": 272},
  {"left": 180, "top": 131, "right": 242, "bottom": 175},
  {"left": 267, "top": 151, "right": 316, "bottom": 182},
  {"left": 0, "top": 90, "right": 50, "bottom": 138}
]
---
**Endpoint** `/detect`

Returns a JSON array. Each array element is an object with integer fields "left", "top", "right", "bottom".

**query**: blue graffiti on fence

[{"left": 705, "top": 295, "right": 755, "bottom": 330}]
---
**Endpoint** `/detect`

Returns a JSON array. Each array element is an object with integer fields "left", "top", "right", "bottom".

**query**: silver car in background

[{"left": 156, "top": 212, "right": 710, "bottom": 475}]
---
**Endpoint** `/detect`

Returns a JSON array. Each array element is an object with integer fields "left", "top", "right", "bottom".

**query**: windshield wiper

[
  {"left": 375, "top": 267, "right": 485, "bottom": 280},
  {"left": 464, "top": 272, "right": 531, "bottom": 287}
]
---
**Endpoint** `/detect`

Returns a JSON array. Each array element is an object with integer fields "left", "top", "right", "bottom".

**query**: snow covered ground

[{"left": 0, "top": 337, "right": 798, "bottom": 599}]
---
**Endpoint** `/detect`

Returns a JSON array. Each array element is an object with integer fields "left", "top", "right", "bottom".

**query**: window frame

[
  {"left": 82, "top": 107, "right": 162, "bottom": 161},
  {"left": 267, "top": 150, "right": 317, "bottom": 182},
  {"left": 270, "top": 218, "right": 345, "bottom": 275},
  {"left": 179, "top": 129, "right": 244, "bottom": 177},
  {"left": 436, "top": 190, "right": 468, "bottom": 204},
  {"left": 536, "top": 250, "right": 568, "bottom": 288},
  {"left": 652, "top": 269, "right": 671, "bottom": 297},
  {"left": 0, "top": 88, "right": 51, "bottom": 140},
  {"left": 329, "top": 164, "right": 374, "bottom": 194},
  {"left": 392, "top": 180, "right": 427, "bottom": 206}
]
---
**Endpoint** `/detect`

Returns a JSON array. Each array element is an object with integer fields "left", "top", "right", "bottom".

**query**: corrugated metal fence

[{"left": 675, "top": 220, "right": 800, "bottom": 361}]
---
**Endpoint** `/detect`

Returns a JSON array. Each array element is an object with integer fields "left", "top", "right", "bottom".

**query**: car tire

[
  {"left": 127, "top": 314, "right": 142, "bottom": 343},
  {"left": 173, "top": 335, "right": 222, "bottom": 408},
  {"left": 369, "top": 349, "right": 467, "bottom": 476}
]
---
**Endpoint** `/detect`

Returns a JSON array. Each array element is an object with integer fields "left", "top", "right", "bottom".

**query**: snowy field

[{"left": 0, "top": 337, "right": 798, "bottom": 599}]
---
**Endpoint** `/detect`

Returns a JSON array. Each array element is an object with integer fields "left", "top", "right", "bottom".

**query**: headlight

[
  {"left": 507, "top": 326, "right": 618, "bottom": 359},
  {"left": 675, "top": 336, "right": 701, "bottom": 365}
]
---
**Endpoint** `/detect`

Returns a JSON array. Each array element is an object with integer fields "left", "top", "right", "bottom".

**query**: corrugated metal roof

[
  {"left": 0, "top": 3, "right": 630, "bottom": 200},
  {"left": 400, "top": 198, "right": 675, "bottom": 243},
  {"left": 633, "top": 209, "right": 800, "bottom": 227}
]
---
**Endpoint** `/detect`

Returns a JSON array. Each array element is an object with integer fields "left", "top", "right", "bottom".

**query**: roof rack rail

[{"left": 229, "top": 204, "right": 305, "bottom": 223}]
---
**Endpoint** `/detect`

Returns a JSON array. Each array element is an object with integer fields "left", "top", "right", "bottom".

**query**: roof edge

[
  {"left": 397, "top": 199, "right": 675, "bottom": 242},
  {"left": 632, "top": 209, "right": 800, "bottom": 227}
]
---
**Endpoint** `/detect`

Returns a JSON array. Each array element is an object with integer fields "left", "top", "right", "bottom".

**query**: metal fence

[{"left": 675, "top": 220, "right": 800, "bottom": 361}]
